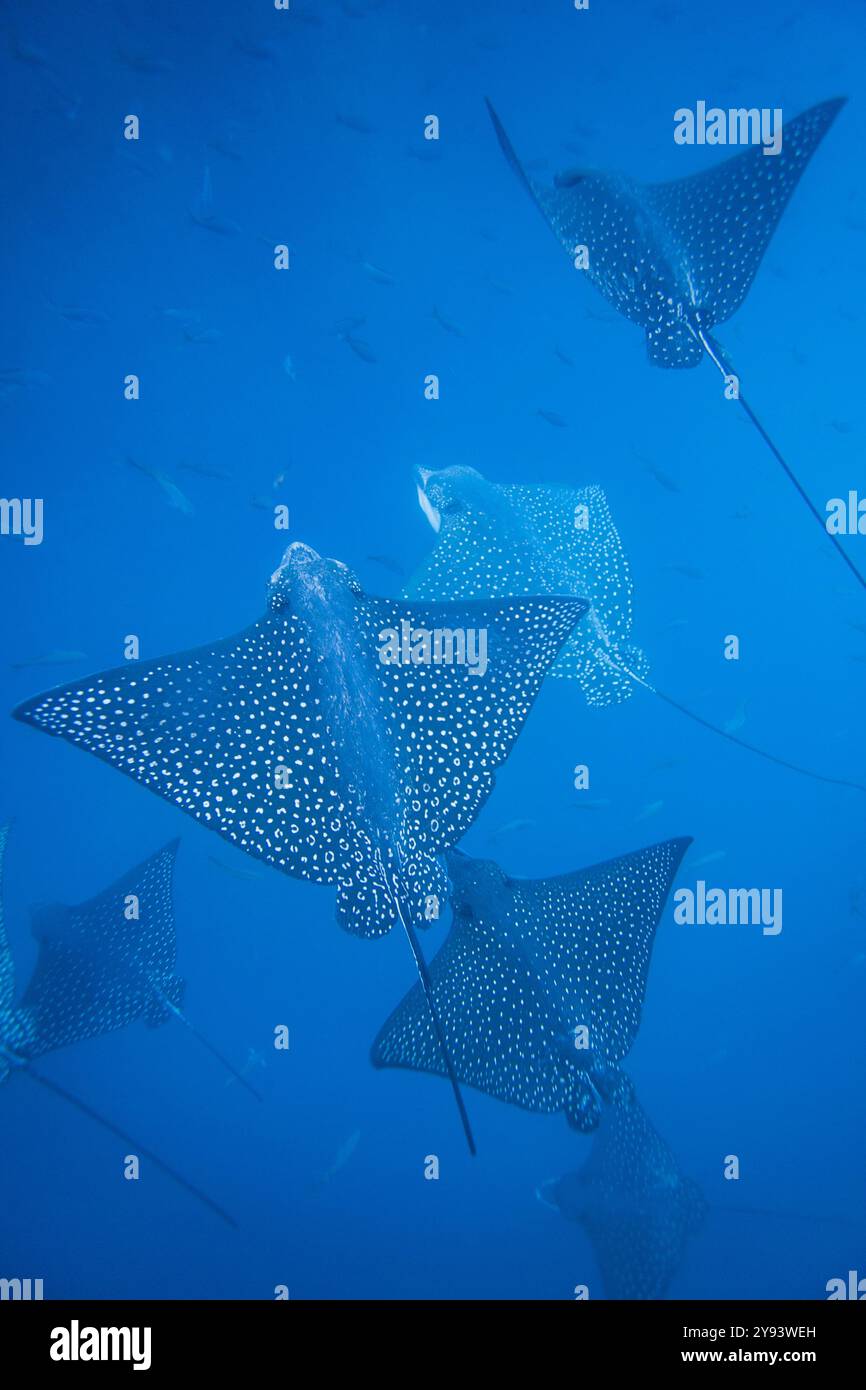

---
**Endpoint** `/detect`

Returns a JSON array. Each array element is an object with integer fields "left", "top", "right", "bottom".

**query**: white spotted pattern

[
  {"left": 407, "top": 466, "right": 647, "bottom": 706},
  {"left": 14, "top": 561, "right": 587, "bottom": 939},
  {"left": 491, "top": 99, "right": 844, "bottom": 367},
  {"left": 17, "top": 840, "right": 183, "bottom": 1057},
  {"left": 551, "top": 1090, "right": 708, "bottom": 1299},
  {"left": 371, "top": 837, "right": 691, "bottom": 1127}
]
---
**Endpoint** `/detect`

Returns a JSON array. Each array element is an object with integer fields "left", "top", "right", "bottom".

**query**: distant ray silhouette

[
  {"left": 410, "top": 464, "right": 866, "bottom": 795},
  {"left": 13, "top": 541, "right": 588, "bottom": 1153},
  {"left": 538, "top": 1088, "right": 707, "bottom": 1299},
  {"left": 0, "top": 828, "right": 235, "bottom": 1226},
  {"left": 23, "top": 839, "right": 260, "bottom": 1097},
  {"left": 372, "top": 838, "right": 690, "bottom": 1132},
  {"left": 486, "top": 98, "right": 866, "bottom": 594}
]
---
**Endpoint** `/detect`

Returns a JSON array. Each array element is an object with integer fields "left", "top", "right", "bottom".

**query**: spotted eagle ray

[
  {"left": 0, "top": 828, "right": 235, "bottom": 1226},
  {"left": 486, "top": 98, "right": 866, "bottom": 595},
  {"left": 371, "top": 837, "right": 690, "bottom": 1132},
  {"left": 536, "top": 1088, "right": 707, "bottom": 1299},
  {"left": 22, "top": 838, "right": 260, "bottom": 1098},
  {"left": 13, "top": 541, "right": 589, "bottom": 1152},
  {"left": 410, "top": 464, "right": 866, "bottom": 795},
  {"left": 411, "top": 465, "right": 646, "bottom": 708}
]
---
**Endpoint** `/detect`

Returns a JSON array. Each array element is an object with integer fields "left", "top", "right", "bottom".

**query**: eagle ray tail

[
  {"left": 602, "top": 652, "right": 866, "bottom": 795},
  {"left": 380, "top": 858, "right": 476, "bottom": 1156},
  {"left": 22, "top": 1064, "right": 237, "bottom": 1227},
  {"left": 158, "top": 993, "right": 263, "bottom": 1101},
  {"left": 699, "top": 329, "right": 866, "bottom": 594}
]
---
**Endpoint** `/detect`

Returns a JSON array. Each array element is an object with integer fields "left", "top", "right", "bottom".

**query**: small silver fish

[
  {"left": 665, "top": 564, "right": 704, "bottom": 581},
  {"left": 486, "top": 817, "right": 536, "bottom": 842},
  {"left": 182, "top": 325, "right": 221, "bottom": 345},
  {"left": 537, "top": 408, "right": 567, "bottom": 428},
  {"left": 635, "top": 799, "right": 664, "bottom": 822},
  {"left": 224, "top": 1047, "right": 267, "bottom": 1089},
  {"left": 691, "top": 850, "right": 727, "bottom": 869},
  {"left": 723, "top": 702, "right": 748, "bottom": 735},
  {"left": 189, "top": 212, "right": 241, "bottom": 237},
  {"left": 341, "top": 333, "right": 377, "bottom": 364},
  {"left": 208, "top": 855, "right": 265, "bottom": 883},
  {"left": 10, "top": 649, "right": 87, "bottom": 671},
  {"left": 432, "top": 306, "right": 465, "bottom": 338},
  {"left": 366, "top": 554, "right": 405, "bottom": 577},
  {"left": 645, "top": 464, "right": 681, "bottom": 494},
  {"left": 52, "top": 303, "right": 109, "bottom": 325},
  {"left": 336, "top": 112, "right": 374, "bottom": 135},
  {"left": 361, "top": 260, "right": 396, "bottom": 286},
  {"left": 313, "top": 1129, "right": 362, "bottom": 1190},
  {"left": 126, "top": 457, "right": 194, "bottom": 516}
]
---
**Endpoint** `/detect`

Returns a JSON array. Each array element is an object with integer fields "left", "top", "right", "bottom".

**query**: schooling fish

[
  {"left": 13, "top": 541, "right": 588, "bottom": 1153},
  {"left": 372, "top": 839, "right": 690, "bottom": 1132},
  {"left": 0, "top": 831, "right": 236, "bottom": 1225},
  {"left": 125, "top": 457, "right": 194, "bottom": 516},
  {"left": 486, "top": 98, "right": 866, "bottom": 595},
  {"left": 537, "top": 1089, "right": 707, "bottom": 1298},
  {"left": 409, "top": 464, "right": 866, "bottom": 794}
]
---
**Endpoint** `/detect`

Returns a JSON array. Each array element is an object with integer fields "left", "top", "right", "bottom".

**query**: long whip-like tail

[
  {"left": 597, "top": 649, "right": 866, "bottom": 795},
  {"left": 21, "top": 1063, "right": 237, "bottom": 1228},
  {"left": 156, "top": 990, "right": 263, "bottom": 1101},
  {"left": 378, "top": 854, "right": 477, "bottom": 1156},
  {"left": 698, "top": 328, "right": 866, "bottom": 595}
]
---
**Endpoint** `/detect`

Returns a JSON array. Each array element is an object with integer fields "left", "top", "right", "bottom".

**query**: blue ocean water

[{"left": 0, "top": 0, "right": 864, "bottom": 1301}]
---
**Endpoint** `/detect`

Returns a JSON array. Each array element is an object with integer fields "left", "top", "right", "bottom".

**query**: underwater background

[{"left": 0, "top": 0, "right": 863, "bottom": 1300}]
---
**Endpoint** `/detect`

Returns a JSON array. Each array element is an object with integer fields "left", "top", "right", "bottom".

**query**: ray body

[
  {"left": 18, "top": 841, "right": 185, "bottom": 1057},
  {"left": 371, "top": 837, "right": 690, "bottom": 1131},
  {"left": 488, "top": 97, "right": 843, "bottom": 367},
  {"left": 14, "top": 542, "right": 587, "bottom": 941},
  {"left": 408, "top": 466, "right": 645, "bottom": 707},
  {"left": 542, "top": 1090, "right": 707, "bottom": 1299},
  {"left": 14, "top": 542, "right": 587, "bottom": 1150},
  {"left": 0, "top": 831, "right": 235, "bottom": 1225},
  {"left": 410, "top": 465, "right": 866, "bottom": 794},
  {"left": 486, "top": 98, "right": 866, "bottom": 593}
]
